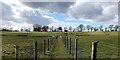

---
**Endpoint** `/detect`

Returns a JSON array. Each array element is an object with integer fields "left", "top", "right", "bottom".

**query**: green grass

[
  {"left": 68, "top": 32, "right": 118, "bottom": 58},
  {"left": 1, "top": 31, "right": 119, "bottom": 58},
  {"left": 49, "top": 36, "right": 69, "bottom": 58}
]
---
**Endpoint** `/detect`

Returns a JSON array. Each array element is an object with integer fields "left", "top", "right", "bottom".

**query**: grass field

[{"left": 1, "top": 31, "right": 119, "bottom": 59}]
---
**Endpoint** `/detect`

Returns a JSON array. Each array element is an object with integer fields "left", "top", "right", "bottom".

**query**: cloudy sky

[{"left": 0, "top": 0, "right": 119, "bottom": 30}]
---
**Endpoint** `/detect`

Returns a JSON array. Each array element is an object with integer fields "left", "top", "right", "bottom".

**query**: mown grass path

[{"left": 50, "top": 36, "right": 70, "bottom": 58}]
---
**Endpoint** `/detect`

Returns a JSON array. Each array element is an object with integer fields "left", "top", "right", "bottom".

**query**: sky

[{"left": 0, "top": 0, "right": 119, "bottom": 31}]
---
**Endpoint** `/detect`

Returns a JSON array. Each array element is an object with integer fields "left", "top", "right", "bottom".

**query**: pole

[
  {"left": 91, "top": 41, "right": 99, "bottom": 60},
  {"left": 74, "top": 39, "right": 78, "bottom": 60},
  {"left": 43, "top": 40, "right": 46, "bottom": 55},
  {"left": 69, "top": 38, "right": 72, "bottom": 54},
  {"left": 48, "top": 39, "right": 50, "bottom": 51},
  {"left": 67, "top": 37, "right": 69, "bottom": 49},
  {"left": 14, "top": 45, "right": 19, "bottom": 60},
  {"left": 76, "top": 39, "right": 78, "bottom": 60},
  {"left": 34, "top": 42, "right": 37, "bottom": 60}
]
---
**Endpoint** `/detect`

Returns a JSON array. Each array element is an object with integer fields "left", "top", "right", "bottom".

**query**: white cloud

[
  {"left": 48, "top": 20, "right": 79, "bottom": 28},
  {"left": 9, "top": 21, "right": 33, "bottom": 30},
  {"left": 1, "top": 1, "right": 57, "bottom": 30}
]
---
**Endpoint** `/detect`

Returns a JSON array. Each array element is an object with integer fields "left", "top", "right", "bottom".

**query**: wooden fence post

[
  {"left": 76, "top": 39, "right": 78, "bottom": 60},
  {"left": 67, "top": 37, "right": 69, "bottom": 49},
  {"left": 14, "top": 45, "right": 19, "bottom": 60},
  {"left": 65, "top": 37, "right": 66, "bottom": 47},
  {"left": 43, "top": 40, "right": 46, "bottom": 55},
  {"left": 50, "top": 37, "right": 52, "bottom": 48},
  {"left": 69, "top": 38, "right": 72, "bottom": 54},
  {"left": 50, "top": 37, "right": 53, "bottom": 48},
  {"left": 34, "top": 42, "right": 37, "bottom": 60},
  {"left": 91, "top": 41, "right": 99, "bottom": 60},
  {"left": 48, "top": 39, "right": 50, "bottom": 51},
  {"left": 74, "top": 39, "right": 78, "bottom": 60}
]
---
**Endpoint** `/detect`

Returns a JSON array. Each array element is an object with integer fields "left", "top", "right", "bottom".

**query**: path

[{"left": 50, "top": 36, "right": 70, "bottom": 58}]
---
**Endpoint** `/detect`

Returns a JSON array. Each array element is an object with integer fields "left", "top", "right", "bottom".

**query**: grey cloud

[
  {"left": 0, "top": 2, "right": 14, "bottom": 21},
  {"left": 19, "top": 10, "right": 51, "bottom": 25},
  {"left": 22, "top": 2, "right": 75, "bottom": 13},
  {"left": 68, "top": 2, "right": 118, "bottom": 22},
  {"left": 68, "top": 2, "right": 103, "bottom": 19},
  {"left": 94, "top": 14, "right": 116, "bottom": 22},
  {"left": 118, "top": 2, "right": 120, "bottom": 21}
]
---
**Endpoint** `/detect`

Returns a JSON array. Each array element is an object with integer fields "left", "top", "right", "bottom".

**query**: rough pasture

[{"left": 1, "top": 32, "right": 119, "bottom": 59}]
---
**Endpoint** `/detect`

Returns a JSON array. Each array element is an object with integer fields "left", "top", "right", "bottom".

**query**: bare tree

[
  {"left": 90, "top": 26, "right": 93, "bottom": 32},
  {"left": 78, "top": 24, "right": 85, "bottom": 32},
  {"left": 10, "top": 28, "right": 12, "bottom": 32},
  {"left": 99, "top": 25, "right": 103, "bottom": 32},
  {"left": 86, "top": 25, "right": 91, "bottom": 32},
  {"left": 108, "top": 25, "right": 114, "bottom": 31},
  {"left": 64, "top": 27, "right": 68, "bottom": 32},
  {"left": 49, "top": 27, "right": 52, "bottom": 32},
  {"left": 114, "top": 25, "right": 119, "bottom": 31},
  {"left": 58, "top": 27, "right": 62, "bottom": 32},
  {"left": 73, "top": 29, "right": 75, "bottom": 32},
  {"left": 51, "top": 26, "right": 54, "bottom": 32},
  {"left": 21, "top": 29, "right": 23, "bottom": 32},
  {"left": 42, "top": 26, "right": 49, "bottom": 32},
  {"left": 94, "top": 27, "right": 98, "bottom": 32},
  {"left": 69, "top": 26, "right": 72, "bottom": 32},
  {"left": 33, "top": 24, "right": 39, "bottom": 31},
  {"left": 38, "top": 25, "right": 42, "bottom": 32},
  {"left": 105, "top": 27, "right": 108, "bottom": 32},
  {"left": 76, "top": 27, "right": 79, "bottom": 32}
]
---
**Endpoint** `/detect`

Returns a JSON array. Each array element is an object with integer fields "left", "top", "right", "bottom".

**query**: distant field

[{"left": 1, "top": 31, "right": 119, "bottom": 59}]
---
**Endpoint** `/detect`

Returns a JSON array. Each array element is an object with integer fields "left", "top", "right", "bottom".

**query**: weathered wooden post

[
  {"left": 67, "top": 37, "right": 69, "bottom": 49},
  {"left": 48, "top": 39, "right": 50, "bottom": 51},
  {"left": 76, "top": 39, "right": 78, "bottom": 60},
  {"left": 74, "top": 39, "right": 78, "bottom": 60},
  {"left": 14, "top": 45, "right": 19, "bottom": 60},
  {"left": 91, "top": 41, "right": 99, "bottom": 60},
  {"left": 69, "top": 38, "right": 72, "bottom": 54},
  {"left": 64, "top": 37, "right": 66, "bottom": 47},
  {"left": 43, "top": 40, "right": 46, "bottom": 55},
  {"left": 34, "top": 42, "right": 37, "bottom": 60},
  {"left": 50, "top": 37, "right": 52, "bottom": 48},
  {"left": 65, "top": 33, "right": 68, "bottom": 48}
]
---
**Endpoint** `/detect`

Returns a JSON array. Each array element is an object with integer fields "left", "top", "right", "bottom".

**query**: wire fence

[{"left": 2, "top": 36, "right": 57, "bottom": 60}]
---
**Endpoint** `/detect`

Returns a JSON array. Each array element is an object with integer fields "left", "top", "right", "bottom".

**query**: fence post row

[
  {"left": 34, "top": 42, "right": 37, "bottom": 60},
  {"left": 91, "top": 41, "right": 99, "bottom": 60},
  {"left": 14, "top": 45, "right": 19, "bottom": 60},
  {"left": 13, "top": 36, "right": 99, "bottom": 60}
]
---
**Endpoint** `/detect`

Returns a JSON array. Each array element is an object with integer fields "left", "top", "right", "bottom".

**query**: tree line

[
  {"left": 33, "top": 24, "right": 120, "bottom": 32},
  {"left": 0, "top": 24, "right": 119, "bottom": 32}
]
